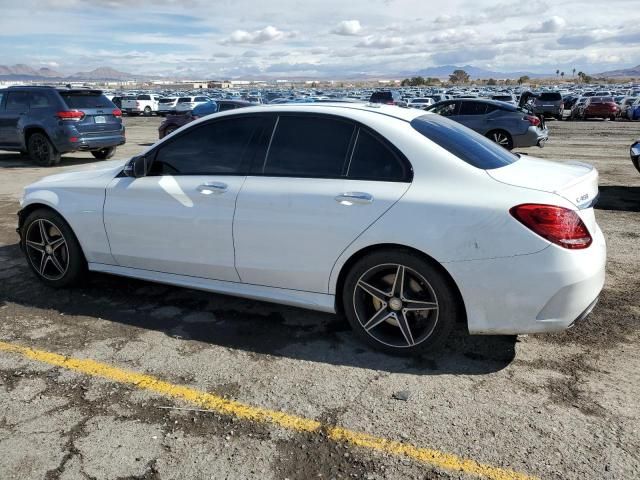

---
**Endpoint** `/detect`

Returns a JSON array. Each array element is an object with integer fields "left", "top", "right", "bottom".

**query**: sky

[{"left": 0, "top": 0, "right": 639, "bottom": 79}]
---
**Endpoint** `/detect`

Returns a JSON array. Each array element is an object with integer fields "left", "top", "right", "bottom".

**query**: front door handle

[
  {"left": 197, "top": 182, "right": 228, "bottom": 194},
  {"left": 335, "top": 192, "right": 373, "bottom": 205}
]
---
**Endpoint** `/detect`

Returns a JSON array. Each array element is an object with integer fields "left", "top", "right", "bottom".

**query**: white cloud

[
  {"left": 356, "top": 35, "right": 405, "bottom": 49},
  {"left": 525, "top": 16, "right": 567, "bottom": 33},
  {"left": 222, "top": 26, "right": 291, "bottom": 45},
  {"left": 332, "top": 20, "right": 362, "bottom": 36}
]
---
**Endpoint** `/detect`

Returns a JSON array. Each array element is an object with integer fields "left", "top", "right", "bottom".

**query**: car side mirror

[{"left": 123, "top": 155, "right": 148, "bottom": 178}]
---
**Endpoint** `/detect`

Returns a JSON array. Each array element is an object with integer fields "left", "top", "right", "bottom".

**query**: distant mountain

[
  {"left": 595, "top": 65, "right": 640, "bottom": 78},
  {"left": 71, "top": 67, "right": 141, "bottom": 81},
  {"left": 0, "top": 64, "right": 156, "bottom": 81},
  {"left": 412, "top": 65, "right": 551, "bottom": 80}
]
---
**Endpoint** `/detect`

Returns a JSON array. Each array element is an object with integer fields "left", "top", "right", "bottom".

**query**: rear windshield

[
  {"left": 539, "top": 92, "right": 562, "bottom": 101},
  {"left": 492, "top": 95, "right": 512, "bottom": 101},
  {"left": 59, "top": 92, "right": 114, "bottom": 109},
  {"left": 370, "top": 92, "right": 392, "bottom": 101},
  {"left": 178, "top": 97, "right": 192, "bottom": 103},
  {"left": 591, "top": 97, "right": 613, "bottom": 103},
  {"left": 159, "top": 98, "right": 176, "bottom": 103},
  {"left": 410, "top": 114, "right": 519, "bottom": 170}
]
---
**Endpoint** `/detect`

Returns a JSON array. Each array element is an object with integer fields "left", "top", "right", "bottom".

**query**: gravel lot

[{"left": 0, "top": 116, "right": 639, "bottom": 480}]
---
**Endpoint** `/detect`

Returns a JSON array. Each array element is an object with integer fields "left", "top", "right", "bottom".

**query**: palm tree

[
  {"left": 561, "top": 72, "right": 565, "bottom": 80},
  {"left": 556, "top": 69, "right": 560, "bottom": 77},
  {"left": 572, "top": 68, "right": 576, "bottom": 78}
]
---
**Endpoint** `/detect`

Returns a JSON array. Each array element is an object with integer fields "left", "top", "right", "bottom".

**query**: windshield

[
  {"left": 539, "top": 92, "right": 562, "bottom": 101},
  {"left": 411, "top": 114, "right": 519, "bottom": 170}
]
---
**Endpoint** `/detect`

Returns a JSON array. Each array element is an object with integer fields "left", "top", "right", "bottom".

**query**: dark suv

[
  {"left": 533, "top": 92, "right": 564, "bottom": 120},
  {"left": 0, "top": 86, "right": 125, "bottom": 166},
  {"left": 369, "top": 90, "right": 406, "bottom": 106}
]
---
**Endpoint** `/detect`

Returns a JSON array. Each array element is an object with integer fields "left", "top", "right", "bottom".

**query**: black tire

[
  {"left": 21, "top": 208, "right": 86, "bottom": 288},
  {"left": 342, "top": 250, "right": 461, "bottom": 356},
  {"left": 91, "top": 147, "right": 116, "bottom": 160},
  {"left": 143, "top": 106, "right": 152, "bottom": 116},
  {"left": 609, "top": 115, "right": 616, "bottom": 122},
  {"left": 486, "top": 130, "right": 514, "bottom": 150},
  {"left": 27, "top": 132, "right": 61, "bottom": 167},
  {"left": 632, "top": 155, "right": 640, "bottom": 174}
]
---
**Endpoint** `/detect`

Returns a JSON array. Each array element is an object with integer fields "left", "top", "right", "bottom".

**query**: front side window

[
  {"left": 263, "top": 115, "right": 354, "bottom": 177},
  {"left": 347, "top": 129, "right": 410, "bottom": 182},
  {"left": 430, "top": 102, "right": 458, "bottom": 117},
  {"left": 5, "top": 91, "right": 30, "bottom": 111},
  {"left": 150, "top": 116, "right": 266, "bottom": 175},
  {"left": 459, "top": 101, "right": 487, "bottom": 115}
]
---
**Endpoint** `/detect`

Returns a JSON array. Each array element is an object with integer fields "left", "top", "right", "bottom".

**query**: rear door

[
  {"left": 233, "top": 113, "right": 411, "bottom": 293},
  {"left": 58, "top": 91, "right": 121, "bottom": 135}
]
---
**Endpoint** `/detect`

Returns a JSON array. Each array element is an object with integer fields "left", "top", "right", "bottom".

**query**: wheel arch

[
  {"left": 22, "top": 126, "right": 50, "bottom": 149},
  {"left": 333, "top": 243, "right": 467, "bottom": 326}
]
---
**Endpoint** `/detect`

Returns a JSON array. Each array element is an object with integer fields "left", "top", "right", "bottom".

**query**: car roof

[{"left": 224, "top": 103, "right": 427, "bottom": 122}]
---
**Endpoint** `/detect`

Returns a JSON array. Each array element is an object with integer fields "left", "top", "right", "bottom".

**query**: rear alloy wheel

[
  {"left": 91, "top": 147, "right": 116, "bottom": 160},
  {"left": 22, "top": 209, "right": 86, "bottom": 288},
  {"left": 144, "top": 106, "right": 152, "bottom": 116},
  {"left": 343, "top": 251, "right": 459, "bottom": 355},
  {"left": 487, "top": 130, "right": 514, "bottom": 150},
  {"left": 28, "top": 132, "right": 61, "bottom": 166}
]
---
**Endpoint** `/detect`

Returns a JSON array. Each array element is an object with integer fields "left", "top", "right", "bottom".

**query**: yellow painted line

[{"left": 0, "top": 340, "right": 537, "bottom": 480}]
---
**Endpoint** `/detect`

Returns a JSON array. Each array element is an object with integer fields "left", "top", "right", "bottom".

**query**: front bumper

[
  {"left": 513, "top": 126, "right": 549, "bottom": 148},
  {"left": 445, "top": 224, "right": 606, "bottom": 335}
]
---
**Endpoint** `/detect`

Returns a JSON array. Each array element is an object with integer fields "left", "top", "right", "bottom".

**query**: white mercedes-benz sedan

[{"left": 18, "top": 104, "right": 606, "bottom": 355}]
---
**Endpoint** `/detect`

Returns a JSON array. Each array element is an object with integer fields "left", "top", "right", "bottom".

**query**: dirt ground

[{"left": 0, "top": 116, "right": 639, "bottom": 480}]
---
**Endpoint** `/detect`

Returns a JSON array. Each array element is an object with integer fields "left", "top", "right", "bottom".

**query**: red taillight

[
  {"left": 524, "top": 115, "right": 541, "bottom": 127},
  {"left": 510, "top": 204, "right": 592, "bottom": 249},
  {"left": 385, "top": 101, "right": 394, "bottom": 105},
  {"left": 112, "top": 108, "right": 122, "bottom": 118},
  {"left": 56, "top": 110, "right": 84, "bottom": 121}
]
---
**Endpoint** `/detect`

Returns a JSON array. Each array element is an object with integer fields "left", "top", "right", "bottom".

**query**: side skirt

[{"left": 88, "top": 263, "right": 336, "bottom": 313}]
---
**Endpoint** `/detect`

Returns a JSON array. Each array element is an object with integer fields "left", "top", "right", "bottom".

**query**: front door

[{"left": 103, "top": 115, "right": 269, "bottom": 282}]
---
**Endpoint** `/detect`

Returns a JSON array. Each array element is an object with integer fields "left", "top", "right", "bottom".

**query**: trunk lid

[{"left": 486, "top": 156, "right": 599, "bottom": 210}]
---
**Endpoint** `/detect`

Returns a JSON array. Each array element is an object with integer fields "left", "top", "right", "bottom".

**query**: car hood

[
  {"left": 28, "top": 159, "right": 127, "bottom": 188},
  {"left": 486, "top": 155, "right": 598, "bottom": 209}
]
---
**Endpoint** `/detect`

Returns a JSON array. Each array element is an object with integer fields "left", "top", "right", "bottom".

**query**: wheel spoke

[
  {"left": 403, "top": 299, "right": 438, "bottom": 312},
  {"left": 391, "top": 265, "right": 405, "bottom": 298},
  {"left": 38, "top": 220, "right": 50, "bottom": 244},
  {"left": 362, "top": 307, "right": 394, "bottom": 332},
  {"left": 397, "top": 312, "right": 416, "bottom": 346},
  {"left": 357, "top": 280, "right": 390, "bottom": 301},
  {"left": 49, "top": 237, "right": 65, "bottom": 251},
  {"left": 39, "top": 254, "right": 50, "bottom": 275},
  {"left": 48, "top": 253, "right": 65, "bottom": 274},
  {"left": 26, "top": 240, "right": 45, "bottom": 253}
]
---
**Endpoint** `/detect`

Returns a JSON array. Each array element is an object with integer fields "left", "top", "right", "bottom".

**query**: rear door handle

[
  {"left": 335, "top": 192, "right": 373, "bottom": 205},
  {"left": 197, "top": 181, "right": 228, "bottom": 194}
]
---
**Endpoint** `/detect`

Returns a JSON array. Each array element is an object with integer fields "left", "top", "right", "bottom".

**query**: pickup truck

[{"left": 121, "top": 94, "right": 160, "bottom": 116}]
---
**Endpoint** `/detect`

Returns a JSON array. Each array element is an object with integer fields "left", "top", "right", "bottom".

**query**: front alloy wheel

[
  {"left": 343, "top": 251, "right": 459, "bottom": 355},
  {"left": 22, "top": 209, "right": 86, "bottom": 287}
]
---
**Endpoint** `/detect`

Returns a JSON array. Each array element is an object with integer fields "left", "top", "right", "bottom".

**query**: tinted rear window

[
  {"left": 60, "top": 92, "right": 113, "bottom": 109},
  {"left": 370, "top": 92, "right": 392, "bottom": 102},
  {"left": 159, "top": 98, "right": 175, "bottom": 104},
  {"left": 178, "top": 97, "right": 192, "bottom": 103},
  {"left": 347, "top": 129, "right": 409, "bottom": 181},
  {"left": 411, "top": 114, "right": 519, "bottom": 170},
  {"left": 264, "top": 115, "right": 354, "bottom": 177},
  {"left": 539, "top": 92, "right": 562, "bottom": 101}
]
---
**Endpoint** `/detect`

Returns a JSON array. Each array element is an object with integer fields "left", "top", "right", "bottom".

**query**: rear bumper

[
  {"left": 57, "top": 132, "right": 126, "bottom": 152},
  {"left": 513, "top": 126, "right": 549, "bottom": 148},
  {"left": 445, "top": 225, "right": 606, "bottom": 335}
]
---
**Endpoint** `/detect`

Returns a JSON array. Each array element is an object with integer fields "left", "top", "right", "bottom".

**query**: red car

[{"left": 579, "top": 96, "right": 618, "bottom": 121}]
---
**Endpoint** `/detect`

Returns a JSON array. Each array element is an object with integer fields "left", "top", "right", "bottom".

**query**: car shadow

[
  {"left": 0, "top": 152, "right": 99, "bottom": 169},
  {"left": 0, "top": 242, "right": 516, "bottom": 376},
  {"left": 596, "top": 186, "right": 640, "bottom": 213}
]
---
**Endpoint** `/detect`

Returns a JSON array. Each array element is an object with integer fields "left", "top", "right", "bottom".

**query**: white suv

[
  {"left": 121, "top": 94, "right": 160, "bottom": 116},
  {"left": 175, "top": 96, "right": 210, "bottom": 113},
  {"left": 157, "top": 97, "right": 178, "bottom": 116}
]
